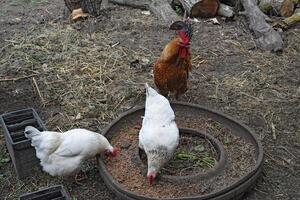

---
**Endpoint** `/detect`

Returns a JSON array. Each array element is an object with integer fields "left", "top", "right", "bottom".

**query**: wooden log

[
  {"left": 109, "top": 0, "right": 180, "bottom": 25},
  {"left": 240, "top": 0, "right": 283, "bottom": 51},
  {"left": 220, "top": 0, "right": 237, "bottom": 7},
  {"left": 109, "top": 0, "right": 149, "bottom": 9},
  {"left": 258, "top": 0, "right": 284, "bottom": 14},
  {"left": 179, "top": 0, "right": 220, "bottom": 18},
  {"left": 179, "top": 0, "right": 234, "bottom": 18},
  {"left": 280, "top": 0, "right": 295, "bottom": 17},
  {"left": 64, "top": 0, "right": 102, "bottom": 15},
  {"left": 217, "top": 3, "right": 234, "bottom": 17},
  {"left": 101, "top": 0, "right": 109, "bottom": 9},
  {"left": 283, "top": 7, "right": 300, "bottom": 27},
  {"left": 82, "top": 0, "right": 103, "bottom": 15},
  {"left": 178, "top": 0, "right": 199, "bottom": 16}
]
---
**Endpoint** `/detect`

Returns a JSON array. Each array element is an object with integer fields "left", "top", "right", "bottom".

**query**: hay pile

[{"left": 0, "top": 22, "right": 154, "bottom": 130}]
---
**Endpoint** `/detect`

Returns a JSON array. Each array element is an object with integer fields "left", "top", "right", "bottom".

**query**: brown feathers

[{"left": 153, "top": 37, "right": 192, "bottom": 99}]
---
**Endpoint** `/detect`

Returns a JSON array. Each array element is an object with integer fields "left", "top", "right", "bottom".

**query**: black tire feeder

[
  {"left": 136, "top": 128, "right": 227, "bottom": 183},
  {"left": 97, "top": 102, "right": 264, "bottom": 200}
]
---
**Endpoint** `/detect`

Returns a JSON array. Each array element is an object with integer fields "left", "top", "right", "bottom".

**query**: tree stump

[
  {"left": 179, "top": 0, "right": 220, "bottom": 18},
  {"left": 64, "top": 0, "right": 81, "bottom": 12},
  {"left": 63, "top": 0, "right": 284, "bottom": 51},
  {"left": 110, "top": 0, "right": 180, "bottom": 25},
  {"left": 64, "top": 0, "right": 103, "bottom": 16}
]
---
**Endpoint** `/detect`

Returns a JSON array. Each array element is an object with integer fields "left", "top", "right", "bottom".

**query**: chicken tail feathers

[
  {"left": 24, "top": 126, "right": 41, "bottom": 139},
  {"left": 145, "top": 83, "right": 159, "bottom": 97}
]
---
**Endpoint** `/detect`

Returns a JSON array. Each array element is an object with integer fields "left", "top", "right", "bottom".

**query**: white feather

[
  {"left": 139, "top": 84, "right": 179, "bottom": 175},
  {"left": 25, "top": 126, "right": 113, "bottom": 176}
]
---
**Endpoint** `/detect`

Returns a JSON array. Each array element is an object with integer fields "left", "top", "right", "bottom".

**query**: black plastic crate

[
  {"left": 19, "top": 185, "right": 71, "bottom": 200},
  {"left": 0, "top": 108, "right": 47, "bottom": 179}
]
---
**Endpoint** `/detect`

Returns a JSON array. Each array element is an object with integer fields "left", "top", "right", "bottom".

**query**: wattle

[{"left": 179, "top": 47, "right": 189, "bottom": 58}]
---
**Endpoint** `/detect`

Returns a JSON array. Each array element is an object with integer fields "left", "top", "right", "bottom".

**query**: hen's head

[
  {"left": 105, "top": 147, "right": 120, "bottom": 157},
  {"left": 170, "top": 21, "right": 192, "bottom": 42},
  {"left": 146, "top": 146, "right": 171, "bottom": 185},
  {"left": 147, "top": 171, "right": 157, "bottom": 185}
]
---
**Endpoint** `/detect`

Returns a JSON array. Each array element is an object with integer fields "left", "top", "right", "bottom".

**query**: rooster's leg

[
  {"left": 175, "top": 84, "right": 188, "bottom": 100},
  {"left": 174, "top": 91, "right": 182, "bottom": 100}
]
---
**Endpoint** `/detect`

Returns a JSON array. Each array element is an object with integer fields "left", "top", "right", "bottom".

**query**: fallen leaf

[
  {"left": 208, "top": 17, "right": 220, "bottom": 25},
  {"left": 141, "top": 10, "right": 151, "bottom": 15},
  {"left": 75, "top": 113, "right": 82, "bottom": 120},
  {"left": 190, "top": 18, "right": 200, "bottom": 23},
  {"left": 194, "top": 144, "right": 205, "bottom": 152},
  {"left": 71, "top": 8, "right": 88, "bottom": 21},
  {"left": 141, "top": 58, "right": 150, "bottom": 64}
]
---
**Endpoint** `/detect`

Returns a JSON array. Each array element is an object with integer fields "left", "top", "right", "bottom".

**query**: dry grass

[
  {"left": 0, "top": 22, "right": 154, "bottom": 132},
  {"left": 0, "top": 1, "right": 299, "bottom": 199}
]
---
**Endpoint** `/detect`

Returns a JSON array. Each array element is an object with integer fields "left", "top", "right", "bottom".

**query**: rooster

[
  {"left": 24, "top": 126, "right": 119, "bottom": 178},
  {"left": 154, "top": 20, "right": 192, "bottom": 99},
  {"left": 139, "top": 83, "right": 179, "bottom": 185}
]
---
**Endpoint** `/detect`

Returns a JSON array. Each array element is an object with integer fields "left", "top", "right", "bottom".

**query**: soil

[
  {"left": 104, "top": 115, "right": 256, "bottom": 198},
  {"left": 0, "top": 0, "right": 299, "bottom": 199}
]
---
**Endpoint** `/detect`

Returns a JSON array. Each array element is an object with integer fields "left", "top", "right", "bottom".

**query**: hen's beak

[
  {"left": 147, "top": 171, "right": 156, "bottom": 185},
  {"left": 105, "top": 148, "right": 120, "bottom": 157}
]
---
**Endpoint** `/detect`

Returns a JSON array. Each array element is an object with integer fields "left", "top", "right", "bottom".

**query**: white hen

[
  {"left": 139, "top": 83, "right": 179, "bottom": 184},
  {"left": 24, "top": 126, "right": 118, "bottom": 176}
]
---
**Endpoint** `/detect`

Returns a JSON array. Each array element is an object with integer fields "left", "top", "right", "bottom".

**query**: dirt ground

[{"left": 0, "top": 0, "right": 299, "bottom": 199}]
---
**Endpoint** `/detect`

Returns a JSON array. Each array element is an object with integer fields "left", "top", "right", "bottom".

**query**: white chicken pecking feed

[
  {"left": 139, "top": 83, "right": 179, "bottom": 185},
  {"left": 24, "top": 126, "right": 119, "bottom": 177}
]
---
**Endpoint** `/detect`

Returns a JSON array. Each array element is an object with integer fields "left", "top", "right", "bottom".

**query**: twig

[
  {"left": 271, "top": 122, "right": 276, "bottom": 140},
  {"left": 56, "top": 126, "right": 63, "bottom": 133},
  {"left": 240, "top": 92, "right": 263, "bottom": 102},
  {"left": 0, "top": 43, "right": 13, "bottom": 53},
  {"left": 45, "top": 78, "right": 82, "bottom": 85},
  {"left": 254, "top": 188, "right": 270, "bottom": 195},
  {"left": 32, "top": 77, "right": 45, "bottom": 104},
  {"left": 265, "top": 152, "right": 292, "bottom": 169},
  {"left": 114, "top": 96, "right": 126, "bottom": 110},
  {"left": 0, "top": 74, "right": 37, "bottom": 82},
  {"left": 110, "top": 41, "right": 120, "bottom": 48},
  {"left": 277, "top": 146, "right": 296, "bottom": 158}
]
